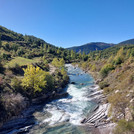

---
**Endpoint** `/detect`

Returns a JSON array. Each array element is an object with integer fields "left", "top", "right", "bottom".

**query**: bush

[
  {"left": 8, "top": 63, "right": 23, "bottom": 75},
  {"left": 11, "top": 77, "right": 22, "bottom": 92},
  {"left": 114, "top": 119, "right": 134, "bottom": 134},
  {"left": 100, "top": 64, "right": 114, "bottom": 78},
  {"left": 0, "top": 93, "right": 27, "bottom": 123},
  {"left": 99, "top": 81, "right": 109, "bottom": 89},
  {"left": 81, "top": 62, "right": 88, "bottom": 69},
  {"left": 103, "top": 87, "right": 113, "bottom": 95},
  {"left": 91, "top": 64, "right": 96, "bottom": 71},
  {"left": 53, "top": 68, "right": 69, "bottom": 89},
  {"left": 113, "top": 56, "right": 123, "bottom": 65},
  {"left": 108, "top": 92, "right": 129, "bottom": 119}
]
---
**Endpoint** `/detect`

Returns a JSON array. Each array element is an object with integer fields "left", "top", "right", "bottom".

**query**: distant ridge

[
  {"left": 68, "top": 42, "right": 115, "bottom": 53},
  {"left": 119, "top": 38, "right": 134, "bottom": 45}
]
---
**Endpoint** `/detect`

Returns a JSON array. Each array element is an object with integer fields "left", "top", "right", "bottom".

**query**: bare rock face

[
  {"left": 95, "top": 79, "right": 102, "bottom": 84},
  {"left": 125, "top": 107, "right": 133, "bottom": 121}
]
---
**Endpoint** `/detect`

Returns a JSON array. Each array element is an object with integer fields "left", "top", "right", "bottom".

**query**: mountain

[
  {"left": 68, "top": 42, "right": 115, "bottom": 53},
  {"left": 119, "top": 38, "right": 134, "bottom": 45}
]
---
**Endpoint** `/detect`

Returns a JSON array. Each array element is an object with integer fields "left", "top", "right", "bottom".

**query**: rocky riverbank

[
  {"left": 0, "top": 90, "right": 69, "bottom": 134},
  {"left": 82, "top": 86, "right": 115, "bottom": 134},
  {"left": 73, "top": 64, "right": 116, "bottom": 134}
]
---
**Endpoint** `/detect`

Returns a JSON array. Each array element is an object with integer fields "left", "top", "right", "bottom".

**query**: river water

[{"left": 4, "top": 64, "right": 99, "bottom": 134}]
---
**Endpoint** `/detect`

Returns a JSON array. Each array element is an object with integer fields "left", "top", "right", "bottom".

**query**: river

[{"left": 2, "top": 64, "right": 99, "bottom": 134}]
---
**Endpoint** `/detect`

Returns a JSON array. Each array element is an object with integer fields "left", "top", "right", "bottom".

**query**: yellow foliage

[
  {"left": 22, "top": 65, "right": 48, "bottom": 93},
  {"left": 91, "top": 64, "right": 96, "bottom": 71},
  {"left": 52, "top": 58, "right": 65, "bottom": 68}
]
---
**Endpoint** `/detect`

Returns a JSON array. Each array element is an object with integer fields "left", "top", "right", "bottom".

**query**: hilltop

[
  {"left": 68, "top": 42, "right": 115, "bottom": 53},
  {"left": 119, "top": 38, "right": 134, "bottom": 45}
]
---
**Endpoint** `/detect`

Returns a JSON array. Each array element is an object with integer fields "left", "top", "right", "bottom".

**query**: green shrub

[
  {"left": 113, "top": 56, "right": 123, "bottom": 65},
  {"left": 100, "top": 64, "right": 114, "bottom": 78},
  {"left": 103, "top": 87, "right": 113, "bottom": 95},
  {"left": 11, "top": 77, "right": 22, "bottom": 92},
  {"left": 99, "top": 81, "right": 109, "bottom": 89},
  {"left": 91, "top": 64, "right": 96, "bottom": 71},
  {"left": 114, "top": 120, "right": 134, "bottom": 134}
]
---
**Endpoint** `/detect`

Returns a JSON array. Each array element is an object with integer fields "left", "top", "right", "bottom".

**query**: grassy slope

[{"left": 5, "top": 57, "right": 41, "bottom": 67}]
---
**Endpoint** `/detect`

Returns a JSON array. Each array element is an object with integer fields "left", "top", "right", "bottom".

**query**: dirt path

[{"left": 49, "top": 64, "right": 56, "bottom": 74}]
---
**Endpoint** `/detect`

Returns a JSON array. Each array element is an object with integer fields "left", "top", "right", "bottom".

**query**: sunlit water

[
  {"left": 6, "top": 64, "right": 98, "bottom": 134},
  {"left": 28, "top": 64, "right": 98, "bottom": 134}
]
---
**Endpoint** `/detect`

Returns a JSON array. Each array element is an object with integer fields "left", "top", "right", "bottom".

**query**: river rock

[
  {"left": 95, "top": 79, "right": 102, "bottom": 84},
  {"left": 60, "top": 115, "right": 70, "bottom": 122},
  {"left": 125, "top": 107, "right": 133, "bottom": 121},
  {"left": 81, "top": 118, "right": 86, "bottom": 124},
  {"left": 80, "top": 83, "right": 84, "bottom": 85},
  {"left": 71, "top": 82, "right": 76, "bottom": 84},
  {"left": 54, "top": 92, "right": 69, "bottom": 100}
]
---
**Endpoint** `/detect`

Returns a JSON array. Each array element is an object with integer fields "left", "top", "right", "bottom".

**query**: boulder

[
  {"left": 80, "top": 83, "right": 84, "bottom": 85},
  {"left": 80, "top": 118, "right": 86, "bottom": 124},
  {"left": 71, "top": 82, "right": 76, "bottom": 84}
]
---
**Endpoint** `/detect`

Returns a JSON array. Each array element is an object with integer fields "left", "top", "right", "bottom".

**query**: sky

[{"left": 0, "top": 0, "right": 134, "bottom": 48}]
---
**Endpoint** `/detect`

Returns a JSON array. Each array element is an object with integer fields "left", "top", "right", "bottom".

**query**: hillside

[
  {"left": 0, "top": 25, "right": 75, "bottom": 63},
  {"left": 78, "top": 44, "right": 134, "bottom": 133},
  {"left": 0, "top": 26, "right": 73, "bottom": 127},
  {"left": 68, "top": 42, "right": 115, "bottom": 53},
  {"left": 119, "top": 38, "right": 134, "bottom": 45}
]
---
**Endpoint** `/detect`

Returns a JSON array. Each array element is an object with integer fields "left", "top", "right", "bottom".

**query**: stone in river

[
  {"left": 71, "top": 82, "right": 76, "bottom": 84},
  {"left": 80, "top": 83, "right": 84, "bottom": 85},
  {"left": 80, "top": 118, "right": 86, "bottom": 124}
]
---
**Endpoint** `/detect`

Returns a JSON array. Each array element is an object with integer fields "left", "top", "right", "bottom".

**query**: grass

[{"left": 5, "top": 57, "right": 41, "bottom": 68}]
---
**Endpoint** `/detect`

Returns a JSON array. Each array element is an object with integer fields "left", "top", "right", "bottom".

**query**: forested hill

[
  {"left": 0, "top": 25, "right": 73, "bottom": 127},
  {"left": 119, "top": 38, "right": 134, "bottom": 45},
  {"left": 68, "top": 42, "right": 115, "bottom": 53},
  {"left": 0, "top": 25, "right": 54, "bottom": 47},
  {"left": 0, "top": 25, "right": 73, "bottom": 62}
]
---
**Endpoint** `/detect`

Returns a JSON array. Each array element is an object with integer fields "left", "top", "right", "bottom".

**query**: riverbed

[{"left": 1, "top": 64, "right": 100, "bottom": 134}]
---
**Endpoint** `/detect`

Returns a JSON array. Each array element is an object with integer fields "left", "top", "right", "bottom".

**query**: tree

[
  {"left": 52, "top": 58, "right": 59, "bottom": 67},
  {"left": 57, "top": 49, "right": 60, "bottom": 54},
  {"left": 59, "top": 58, "right": 65, "bottom": 67},
  {"left": 44, "top": 44, "right": 47, "bottom": 52},
  {"left": 71, "top": 50, "right": 76, "bottom": 59},
  {"left": 0, "top": 37, "right": 2, "bottom": 48},
  {"left": 52, "top": 58, "right": 65, "bottom": 68},
  {"left": 22, "top": 65, "right": 48, "bottom": 96},
  {"left": 113, "top": 47, "right": 124, "bottom": 65},
  {"left": 126, "top": 49, "right": 131, "bottom": 59}
]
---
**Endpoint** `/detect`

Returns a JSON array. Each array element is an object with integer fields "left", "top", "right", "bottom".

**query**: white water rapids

[{"left": 2, "top": 64, "right": 99, "bottom": 134}]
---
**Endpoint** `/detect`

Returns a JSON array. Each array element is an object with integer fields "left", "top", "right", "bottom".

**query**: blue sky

[{"left": 0, "top": 0, "right": 134, "bottom": 48}]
